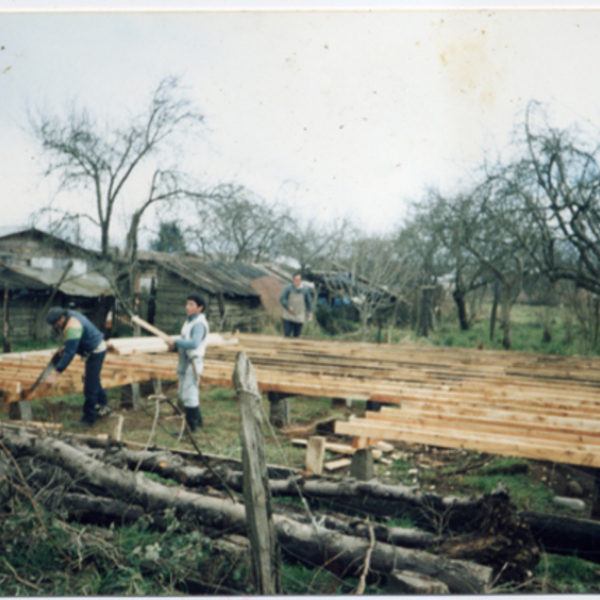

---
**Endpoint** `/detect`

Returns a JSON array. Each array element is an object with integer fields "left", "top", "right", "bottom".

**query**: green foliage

[
  {"left": 281, "top": 561, "right": 381, "bottom": 595},
  {"left": 143, "top": 471, "right": 176, "bottom": 486},
  {"left": 205, "top": 387, "right": 237, "bottom": 401},
  {"left": 386, "top": 513, "right": 418, "bottom": 529},
  {"left": 535, "top": 553, "right": 600, "bottom": 593},
  {"left": 0, "top": 501, "right": 253, "bottom": 596},
  {"left": 462, "top": 470, "right": 554, "bottom": 513},
  {"left": 428, "top": 301, "right": 600, "bottom": 356},
  {"left": 150, "top": 220, "right": 187, "bottom": 254},
  {"left": 315, "top": 303, "right": 359, "bottom": 336},
  {"left": 0, "top": 337, "right": 58, "bottom": 353}
]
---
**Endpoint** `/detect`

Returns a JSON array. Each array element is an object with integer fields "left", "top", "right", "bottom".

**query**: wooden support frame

[{"left": 2, "top": 332, "right": 600, "bottom": 470}]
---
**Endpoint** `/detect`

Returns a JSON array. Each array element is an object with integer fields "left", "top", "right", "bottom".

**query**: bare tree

[
  {"left": 324, "top": 231, "right": 412, "bottom": 341},
  {"left": 30, "top": 76, "right": 205, "bottom": 257},
  {"left": 506, "top": 101, "right": 600, "bottom": 296},
  {"left": 407, "top": 191, "right": 489, "bottom": 331},
  {"left": 188, "top": 184, "right": 288, "bottom": 262},
  {"left": 282, "top": 214, "right": 350, "bottom": 274}
]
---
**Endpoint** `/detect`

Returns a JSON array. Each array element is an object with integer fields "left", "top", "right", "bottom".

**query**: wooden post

[
  {"left": 268, "top": 391, "right": 291, "bottom": 428},
  {"left": 305, "top": 436, "right": 326, "bottom": 475},
  {"left": 130, "top": 320, "right": 142, "bottom": 410},
  {"left": 110, "top": 415, "right": 125, "bottom": 442},
  {"left": 9, "top": 401, "right": 32, "bottom": 422},
  {"left": 2, "top": 287, "right": 10, "bottom": 353},
  {"left": 233, "top": 351, "right": 281, "bottom": 595},
  {"left": 350, "top": 448, "right": 374, "bottom": 481}
]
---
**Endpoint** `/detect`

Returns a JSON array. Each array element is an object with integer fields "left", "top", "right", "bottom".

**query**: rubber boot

[
  {"left": 184, "top": 407, "right": 197, "bottom": 433},
  {"left": 184, "top": 406, "right": 203, "bottom": 432}
]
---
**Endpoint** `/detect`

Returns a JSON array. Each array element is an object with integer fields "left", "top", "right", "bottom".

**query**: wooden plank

[
  {"left": 292, "top": 438, "right": 357, "bottom": 456},
  {"left": 324, "top": 458, "right": 352, "bottom": 471},
  {"left": 335, "top": 419, "right": 600, "bottom": 468}
]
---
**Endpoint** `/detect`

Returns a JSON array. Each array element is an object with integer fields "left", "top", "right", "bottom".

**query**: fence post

[
  {"left": 233, "top": 351, "right": 281, "bottom": 595},
  {"left": 3, "top": 287, "right": 10, "bottom": 353}
]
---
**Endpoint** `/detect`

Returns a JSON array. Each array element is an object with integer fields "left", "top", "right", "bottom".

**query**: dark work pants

[
  {"left": 82, "top": 350, "right": 107, "bottom": 424},
  {"left": 283, "top": 319, "right": 303, "bottom": 338}
]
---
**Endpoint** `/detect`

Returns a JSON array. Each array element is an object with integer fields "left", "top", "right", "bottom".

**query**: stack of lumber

[
  {"left": 202, "top": 335, "right": 600, "bottom": 468},
  {"left": 2, "top": 333, "right": 600, "bottom": 468},
  {"left": 106, "top": 332, "right": 238, "bottom": 355}
]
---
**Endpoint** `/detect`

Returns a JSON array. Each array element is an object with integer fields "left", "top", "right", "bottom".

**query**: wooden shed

[
  {"left": 134, "top": 252, "right": 293, "bottom": 334},
  {"left": 0, "top": 263, "right": 114, "bottom": 341},
  {"left": 0, "top": 227, "right": 113, "bottom": 342},
  {"left": 0, "top": 226, "right": 102, "bottom": 272}
]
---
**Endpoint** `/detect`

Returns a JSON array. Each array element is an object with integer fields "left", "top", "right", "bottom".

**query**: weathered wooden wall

[
  {"left": 1, "top": 290, "right": 107, "bottom": 342},
  {"left": 143, "top": 267, "right": 267, "bottom": 335}
]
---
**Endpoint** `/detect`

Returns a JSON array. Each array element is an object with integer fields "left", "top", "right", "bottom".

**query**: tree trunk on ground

[
  {"left": 27, "top": 436, "right": 596, "bottom": 568},
  {"left": 0, "top": 430, "right": 491, "bottom": 593},
  {"left": 60, "top": 493, "right": 146, "bottom": 524},
  {"left": 275, "top": 513, "right": 491, "bottom": 593},
  {"left": 520, "top": 512, "right": 600, "bottom": 564}
]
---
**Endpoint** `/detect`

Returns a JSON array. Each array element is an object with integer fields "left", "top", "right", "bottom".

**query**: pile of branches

[{"left": 0, "top": 426, "right": 548, "bottom": 594}]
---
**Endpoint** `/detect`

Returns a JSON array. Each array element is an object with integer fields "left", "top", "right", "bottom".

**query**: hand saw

[{"left": 28, "top": 347, "right": 64, "bottom": 395}]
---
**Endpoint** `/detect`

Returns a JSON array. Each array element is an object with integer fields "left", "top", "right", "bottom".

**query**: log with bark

[
  {"left": 521, "top": 511, "right": 600, "bottom": 564},
  {"left": 29, "top": 439, "right": 600, "bottom": 568},
  {"left": 0, "top": 429, "right": 492, "bottom": 593},
  {"left": 84, "top": 443, "right": 542, "bottom": 579},
  {"left": 99, "top": 444, "right": 514, "bottom": 533}
]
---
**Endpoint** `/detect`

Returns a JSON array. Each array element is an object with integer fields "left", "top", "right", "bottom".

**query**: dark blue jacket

[{"left": 55, "top": 310, "right": 104, "bottom": 373}]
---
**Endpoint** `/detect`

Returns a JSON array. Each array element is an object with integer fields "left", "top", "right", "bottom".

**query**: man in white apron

[
  {"left": 280, "top": 273, "right": 314, "bottom": 337},
  {"left": 167, "top": 294, "right": 208, "bottom": 431}
]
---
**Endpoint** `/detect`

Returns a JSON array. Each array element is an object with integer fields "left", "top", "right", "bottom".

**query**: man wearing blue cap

[{"left": 44, "top": 306, "right": 109, "bottom": 427}]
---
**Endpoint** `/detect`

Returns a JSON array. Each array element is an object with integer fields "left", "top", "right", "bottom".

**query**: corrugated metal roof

[
  {"left": 136, "top": 252, "right": 293, "bottom": 298},
  {"left": 0, "top": 264, "right": 113, "bottom": 297},
  {"left": 0, "top": 225, "right": 34, "bottom": 238},
  {"left": 0, "top": 226, "right": 102, "bottom": 257}
]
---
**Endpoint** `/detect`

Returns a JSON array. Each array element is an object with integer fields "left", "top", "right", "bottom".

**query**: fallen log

[
  {"left": 0, "top": 429, "right": 492, "bottom": 593},
  {"left": 275, "top": 513, "right": 491, "bottom": 593},
  {"left": 60, "top": 493, "right": 146, "bottom": 525},
  {"left": 521, "top": 511, "right": 600, "bottom": 564},
  {"left": 98, "top": 445, "right": 528, "bottom": 537}
]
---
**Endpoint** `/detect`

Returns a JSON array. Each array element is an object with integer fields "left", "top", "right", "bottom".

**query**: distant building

[
  {"left": 134, "top": 251, "right": 293, "bottom": 334},
  {"left": 0, "top": 227, "right": 114, "bottom": 341}
]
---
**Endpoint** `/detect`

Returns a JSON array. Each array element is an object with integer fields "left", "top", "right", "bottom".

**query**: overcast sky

[{"left": 2, "top": 1, "right": 600, "bottom": 249}]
